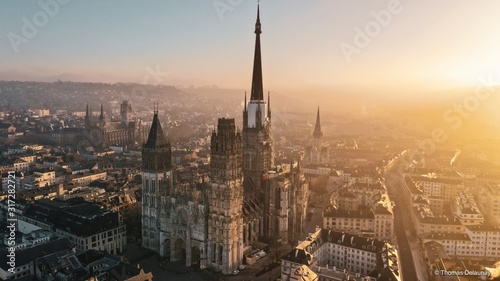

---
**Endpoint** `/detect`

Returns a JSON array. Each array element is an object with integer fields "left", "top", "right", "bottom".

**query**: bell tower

[
  {"left": 207, "top": 118, "right": 244, "bottom": 274},
  {"left": 120, "top": 100, "right": 132, "bottom": 126},
  {"left": 141, "top": 107, "right": 172, "bottom": 253}
]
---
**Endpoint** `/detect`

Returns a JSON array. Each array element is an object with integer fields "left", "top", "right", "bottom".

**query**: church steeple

[
  {"left": 99, "top": 103, "right": 106, "bottom": 127},
  {"left": 242, "top": 3, "right": 274, "bottom": 193},
  {"left": 144, "top": 109, "right": 169, "bottom": 149},
  {"left": 85, "top": 103, "right": 91, "bottom": 129},
  {"left": 142, "top": 107, "right": 171, "bottom": 172},
  {"left": 141, "top": 106, "right": 173, "bottom": 254},
  {"left": 250, "top": 4, "right": 264, "bottom": 101},
  {"left": 313, "top": 106, "right": 323, "bottom": 138}
]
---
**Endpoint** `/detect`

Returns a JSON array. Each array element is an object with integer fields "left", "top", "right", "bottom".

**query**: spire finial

[
  {"left": 257, "top": 1, "right": 260, "bottom": 21},
  {"left": 255, "top": 2, "right": 261, "bottom": 35}
]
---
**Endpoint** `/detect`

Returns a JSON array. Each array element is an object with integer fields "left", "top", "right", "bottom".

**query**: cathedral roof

[
  {"left": 104, "top": 122, "right": 128, "bottom": 131},
  {"left": 144, "top": 112, "right": 169, "bottom": 149}
]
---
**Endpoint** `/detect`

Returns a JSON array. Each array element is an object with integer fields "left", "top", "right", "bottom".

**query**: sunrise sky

[{"left": 1, "top": 0, "right": 500, "bottom": 98}]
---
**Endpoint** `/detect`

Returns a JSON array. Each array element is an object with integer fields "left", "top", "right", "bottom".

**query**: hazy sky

[{"left": 1, "top": 0, "right": 500, "bottom": 97}]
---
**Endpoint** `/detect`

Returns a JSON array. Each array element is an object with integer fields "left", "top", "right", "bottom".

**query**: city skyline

[
  {"left": 1, "top": 2, "right": 500, "bottom": 280},
  {"left": 2, "top": 1, "right": 500, "bottom": 100}
]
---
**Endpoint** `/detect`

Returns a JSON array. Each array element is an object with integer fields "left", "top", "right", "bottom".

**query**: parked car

[
  {"left": 232, "top": 270, "right": 239, "bottom": 275},
  {"left": 239, "top": 265, "right": 246, "bottom": 270}
]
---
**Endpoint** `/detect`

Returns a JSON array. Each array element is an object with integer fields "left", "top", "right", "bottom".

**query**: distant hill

[{"left": 1, "top": 80, "right": 498, "bottom": 140}]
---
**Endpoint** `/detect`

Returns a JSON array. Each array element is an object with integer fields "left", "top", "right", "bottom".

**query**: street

[
  {"left": 385, "top": 161, "right": 419, "bottom": 281},
  {"left": 393, "top": 200, "right": 418, "bottom": 281}
]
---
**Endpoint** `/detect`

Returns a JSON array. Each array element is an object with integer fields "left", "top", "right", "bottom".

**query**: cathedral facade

[
  {"left": 142, "top": 109, "right": 208, "bottom": 268},
  {"left": 141, "top": 114, "right": 240, "bottom": 273},
  {"left": 141, "top": 5, "right": 308, "bottom": 275}
]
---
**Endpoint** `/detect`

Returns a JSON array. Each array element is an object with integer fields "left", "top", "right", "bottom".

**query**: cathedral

[
  {"left": 84, "top": 100, "right": 140, "bottom": 148},
  {"left": 141, "top": 5, "right": 309, "bottom": 274}
]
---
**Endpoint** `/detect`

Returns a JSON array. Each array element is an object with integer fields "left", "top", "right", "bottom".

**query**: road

[
  {"left": 393, "top": 201, "right": 418, "bottom": 281},
  {"left": 385, "top": 162, "right": 419, "bottom": 281}
]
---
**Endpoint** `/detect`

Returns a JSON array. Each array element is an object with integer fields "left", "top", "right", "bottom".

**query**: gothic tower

[
  {"left": 242, "top": 4, "right": 273, "bottom": 195},
  {"left": 312, "top": 106, "right": 323, "bottom": 149},
  {"left": 207, "top": 118, "right": 244, "bottom": 274},
  {"left": 99, "top": 103, "right": 106, "bottom": 128},
  {"left": 120, "top": 100, "right": 132, "bottom": 126},
  {"left": 84, "top": 103, "right": 91, "bottom": 130},
  {"left": 141, "top": 108, "right": 172, "bottom": 253}
]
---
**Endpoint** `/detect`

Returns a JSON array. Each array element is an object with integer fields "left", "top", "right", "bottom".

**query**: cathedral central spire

[
  {"left": 250, "top": 4, "right": 264, "bottom": 101},
  {"left": 242, "top": 3, "right": 274, "bottom": 192},
  {"left": 313, "top": 106, "right": 323, "bottom": 138}
]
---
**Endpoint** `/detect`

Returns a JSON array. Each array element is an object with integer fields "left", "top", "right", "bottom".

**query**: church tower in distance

[
  {"left": 120, "top": 100, "right": 132, "bottom": 126},
  {"left": 312, "top": 106, "right": 323, "bottom": 149}
]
